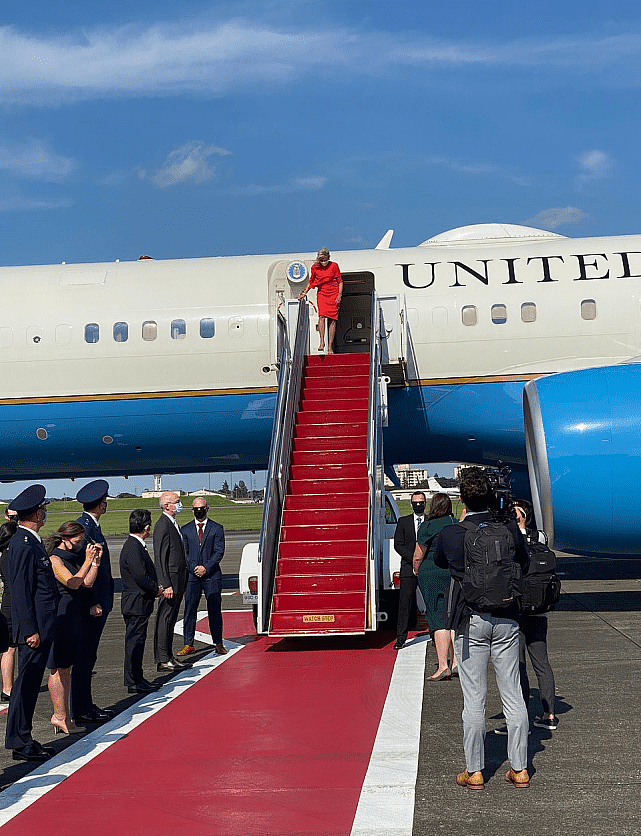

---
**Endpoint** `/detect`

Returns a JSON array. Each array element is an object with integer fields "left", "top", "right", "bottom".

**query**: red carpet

[{"left": 1, "top": 612, "right": 398, "bottom": 836}]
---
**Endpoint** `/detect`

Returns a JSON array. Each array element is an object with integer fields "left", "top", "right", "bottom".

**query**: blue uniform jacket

[
  {"left": 77, "top": 511, "right": 115, "bottom": 615},
  {"left": 8, "top": 528, "right": 59, "bottom": 643},
  {"left": 180, "top": 519, "right": 225, "bottom": 593}
]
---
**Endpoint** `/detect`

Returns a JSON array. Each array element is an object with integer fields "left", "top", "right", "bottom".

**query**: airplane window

[
  {"left": 171, "top": 319, "right": 186, "bottom": 340},
  {"left": 200, "top": 318, "right": 215, "bottom": 338},
  {"left": 491, "top": 304, "right": 507, "bottom": 324},
  {"left": 581, "top": 299, "right": 597, "bottom": 320},
  {"left": 84, "top": 323, "right": 99, "bottom": 343},
  {"left": 142, "top": 320, "right": 157, "bottom": 341},
  {"left": 462, "top": 305, "right": 478, "bottom": 326},
  {"left": 55, "top": 325, "right": 72, "bottom": 346},
  {"left": 113, "top": 322, "right": 128, "bottom": 342},
  {"left": 521, "top": 302, "right": 537, "bottom": 323},
  {"left": 431, "top": 306, "right": 448, "bottom": 328}
]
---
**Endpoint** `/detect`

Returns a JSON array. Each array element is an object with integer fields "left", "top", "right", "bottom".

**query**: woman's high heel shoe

[
  {"left": 429, "top": 667, "right": 452, "bottom": 681},
  {"left": 51, "top": 717, "right": 85, "bottom": 735}
]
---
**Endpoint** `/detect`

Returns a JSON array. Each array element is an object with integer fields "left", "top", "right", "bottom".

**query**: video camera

[{"left": 480, "top": 462, "right": 514, "bottom": 522}]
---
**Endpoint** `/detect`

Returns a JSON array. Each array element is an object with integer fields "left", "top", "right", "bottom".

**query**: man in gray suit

[{"left": 153, "top": 491, "right": 189, "bottom": 672}]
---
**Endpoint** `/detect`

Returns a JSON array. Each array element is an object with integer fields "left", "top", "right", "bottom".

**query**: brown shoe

[
  {"left": 506, "top": 768, "right": 530, "bottom": 788},
  {"left": 456, "top": 769, "right": 484, "bottom": 790},
  {"left": 176, "top": 645, "right": 195, "bottom": 656},
  {"left": 214, "top": 643, "right": 228, "bottom": 655}
]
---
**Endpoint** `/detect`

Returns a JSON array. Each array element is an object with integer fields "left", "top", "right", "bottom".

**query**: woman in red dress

[{"left": 299, "top": 248, "right": 343, "bottom": 354}]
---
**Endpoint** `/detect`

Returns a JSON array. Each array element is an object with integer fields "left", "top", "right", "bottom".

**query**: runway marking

[
  {"left": 350, "top": 634, "right": 428, "bottom": 836},
  {"left": 0, "top": 620, "right": 248, "bottom": 829}
]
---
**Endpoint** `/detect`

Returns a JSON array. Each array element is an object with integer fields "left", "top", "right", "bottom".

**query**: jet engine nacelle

[{"left": 524, "top": 363, "right": 641, "bottom": 556}]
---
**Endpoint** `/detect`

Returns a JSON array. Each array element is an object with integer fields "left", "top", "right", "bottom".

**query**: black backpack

[
  {"left": 520, "top": 534, "right": 561, "bottom": 615},
  {"left": 460, "top": 519, "right": 523, "bottom": 612}
]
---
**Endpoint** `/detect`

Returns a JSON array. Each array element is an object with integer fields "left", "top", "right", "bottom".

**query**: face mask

[
  {"left": 174, "top": 502, "right": 183, "bottom": 514},
  {"left": 193, "top": 508, "right": 207, "bottom": 520},
  {"left": 412, "top": 502, "right": 426, "bottom": 515}
]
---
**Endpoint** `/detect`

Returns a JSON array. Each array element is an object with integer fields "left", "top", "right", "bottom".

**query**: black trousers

[
  {"left": 153, "top": 591, "right": 184, "bottom": 664},
  {"left": 519, "top": 615, "right": 556, "bottom": 715},
  {"left": 183, "top": 577, "right": 223, "bottom": 645},
  {"left": 396, "top": 573, "right": 418, "bottom": 642},
  {"left": 71, "top": 609, "right": 109, "bottom": 717},
  {"left": 123, "top": 614, "right": 151, "bottom": 686},
  {"left": 5, "top": 639, "right": 53, "bottom": 749}
]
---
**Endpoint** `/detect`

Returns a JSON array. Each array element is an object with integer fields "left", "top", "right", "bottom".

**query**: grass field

[{"left": 27, "top": 497, "right": 465, "bottom": 538}]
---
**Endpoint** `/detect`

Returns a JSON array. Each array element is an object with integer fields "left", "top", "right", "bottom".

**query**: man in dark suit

[
  {"left": 73, "top": 479, "right": 115, "bottom": 723},
  {"left": 176, "top": 497, "right": 227, "bottom": 657},
  {"left": 153, "top": 491, "right": 189, "bottom": 671},
  {"left": 4, "top": 485, "right": 57, "bottom": 761},
  {"left": 120, "top": 509, "right": 163, "bottom": 693},
  {"left": 393, "top": 491, "right": 428, "bottom": 650}
]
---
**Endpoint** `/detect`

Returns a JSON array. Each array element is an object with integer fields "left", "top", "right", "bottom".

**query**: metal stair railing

[{"left": 256, "top": 301, "right": 309, "bottom": 633}]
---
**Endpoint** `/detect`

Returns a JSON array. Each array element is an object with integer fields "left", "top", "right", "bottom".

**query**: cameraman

[{"left": 433, "top": 466, "right": 530, "bottom": 789}]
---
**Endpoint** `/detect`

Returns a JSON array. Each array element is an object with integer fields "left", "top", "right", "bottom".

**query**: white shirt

[
  {"left": 414, "top": 514, "right": 424, "bottom": 534},
  {"left": 131, "top": 533, "right": 148, "bottom": 548},
  {"left": 18, "top": 524, "right": 41, "bottom": 543}
]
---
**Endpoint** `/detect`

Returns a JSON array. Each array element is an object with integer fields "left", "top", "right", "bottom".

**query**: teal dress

[{"left": 416, "top": 515, "right": 455, "bottom": 632}]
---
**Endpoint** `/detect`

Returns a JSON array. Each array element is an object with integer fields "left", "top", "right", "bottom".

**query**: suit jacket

[
  {"left": 77, "top": 511, "right": 115, "bottom": 614},
  {"left": 8, "top": 528, "right": 59, "bottom": 642},
  {"left": 394, "top": 514, "right": 424, "bottom": 578},
  {"left": 180, "top": 518, "right": 225, "bottom": 593},
  {"left": 120, "top": 535, "right": 159, "bottom": 617},
  {"left": 153, "top": 513, "right": 188, "bottom": 595}
]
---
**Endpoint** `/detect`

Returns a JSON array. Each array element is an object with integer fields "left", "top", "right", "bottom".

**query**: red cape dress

[{"left": 309, "top": 261, "right": 342, "bottom": 320}]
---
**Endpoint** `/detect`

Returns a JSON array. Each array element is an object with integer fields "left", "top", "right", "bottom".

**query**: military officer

[
  {"left": 4, "top": 485, "right": 58, "bottom": 761},
  {"left": 73, "top": 479, "right": 115, "bottom": 723}
]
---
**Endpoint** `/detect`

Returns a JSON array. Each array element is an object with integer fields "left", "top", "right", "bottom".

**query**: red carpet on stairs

[{"left": 270, "top": 353, "right": 371, "bottom": 636}]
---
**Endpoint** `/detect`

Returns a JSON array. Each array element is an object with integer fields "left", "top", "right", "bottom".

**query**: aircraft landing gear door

[{"left": 335, "top": 271, "right": 375, "bottom": 354}]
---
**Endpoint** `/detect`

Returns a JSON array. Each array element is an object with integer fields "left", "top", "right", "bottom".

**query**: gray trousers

[{"left": 454, "top": 613, "right": 529, "bottom": 773}]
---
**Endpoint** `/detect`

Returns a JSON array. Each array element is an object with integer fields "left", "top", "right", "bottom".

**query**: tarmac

[{"left": 0, "top": 535, "right": 639, "bottom": 834}]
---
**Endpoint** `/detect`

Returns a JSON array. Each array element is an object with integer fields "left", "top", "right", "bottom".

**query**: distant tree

[
  {"left": 237, "top": 480, "right": 248, "bottom": 498},
  {"left": 221, "top": 480, "right": 230, "bottom": 496},
  {"left": 117, "top": 492, "right": 136, "bottom": 499}
]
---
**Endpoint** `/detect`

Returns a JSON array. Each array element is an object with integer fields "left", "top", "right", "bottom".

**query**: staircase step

[
  {"left": 275, "top": 573, "right": 367, "bottom": 593},
  {"left": 270, "top": 609, "right": 365, "bottom": 635},
  {"left": 305, "top": 354, "right": 370, "bottom": 368},
  {"left": 298, "top": 396, "right": 368, "bottom": 413},
  {"left": 279, "top": 540, "right": 367, "bottom": 558},
  {"left": 287, "top": 478, "right": 369, "bottom": 495},
  {"left": 301, "top": 385, "right": 369, "bottom": 403},
  {"left": 289, "top": 463, "right": 367, "bottom": 481},
  {"left": 291, "top": 449, "right": 366, "bottom": 466},
  {"left": 292, "top": 436, "right": 367, "bottom": 453},
  {"left": 277, "top": 557, "right": 367, "bottom": 575},
  {"left": 296, "top": 409, "right": 368, "bottom": 425},
  {"left": 280, "top": 522, "right": 368, "bottom": 542},
  {"left": 272, "top": 591, "right": 366, "bottom": 611},
  {"left": 282, "top": 508, "right": 368, "bottom": 526},
  {"left": 284, "top": 492, "right": 369, "bottom": 511},
  {"left": 293, "top": 423, "right": 368, "bottom": 439}
]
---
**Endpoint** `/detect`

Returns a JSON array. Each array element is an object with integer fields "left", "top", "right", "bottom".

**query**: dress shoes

[
  {"left": 156, "top": 659, "right": 190, "bottom": 672},
  {"left": 456, "top": 769, "right": 485, "bottom": 790},
  {"left": 127, "top": 680, "right": 160, "bottom": 694},
  {"left": 393, "top": 640, "right": 405, "bottom": 650},
  {"left": 1, "top": 691, "right": 10, "bottom": 703},
  {"left": 506, "top": 768, "right": 530, "bottom": 788},
  {"left": 74, "top": 706, "right": 113, "bottom": 724},
  {"left": 12, "top": 742, "right": 52, "bottom": 762},
  {"left": 214, "top": 643, "right": 228, "bottom": 655},
  {"left": 176, "top": 645, "right": 195, "bottom": 656}
]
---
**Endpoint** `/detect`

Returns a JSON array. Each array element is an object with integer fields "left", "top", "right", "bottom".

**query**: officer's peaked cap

[
  {"left": 76, "top": 479, "right": 109, "bottom": 506},
  {"left": 8, "top": 484, "right": 49, "bottom": 515}
]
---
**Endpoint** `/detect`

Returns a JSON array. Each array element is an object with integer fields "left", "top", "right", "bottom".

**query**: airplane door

[{"left": 335, "top": 271, "right": 374, "bottom": 354}]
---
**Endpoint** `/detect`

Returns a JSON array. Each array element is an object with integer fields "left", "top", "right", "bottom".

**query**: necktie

[
  {"left": 416, "top": 516, "right": 423, "bottom": 534},
  {"left": 198, "top": 523, "right": 204, "bottom": 544}
]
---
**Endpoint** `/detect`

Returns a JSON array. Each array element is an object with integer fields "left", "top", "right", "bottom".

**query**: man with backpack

[{"left": 434, "top": 467, "right": 530, "bottom": 789}]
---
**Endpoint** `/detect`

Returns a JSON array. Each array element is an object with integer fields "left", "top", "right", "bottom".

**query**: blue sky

[{"left": 2, "top": 0, "right": 640, "bottom": 496}]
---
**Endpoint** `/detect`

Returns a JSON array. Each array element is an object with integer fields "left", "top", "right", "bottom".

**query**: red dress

[{"left": 309, "top": 262, "right": 342, "bottom": 321}]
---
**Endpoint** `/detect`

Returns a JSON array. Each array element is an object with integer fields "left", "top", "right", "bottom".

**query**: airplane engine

[{"left": 523, "top": 363, "right": 641, "bottom": 556}]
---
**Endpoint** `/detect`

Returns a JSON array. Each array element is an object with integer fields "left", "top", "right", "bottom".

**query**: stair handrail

[
  {"left": 365, "top": 294, "right": 385, "bottom": 629},
  {"left": 257, "top": 300, "right": 309, "bottom": 633}
]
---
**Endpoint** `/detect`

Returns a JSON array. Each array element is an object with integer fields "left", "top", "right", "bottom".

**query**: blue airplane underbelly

[{"left": 0, "top": 381, "right": 527, "bottom": 481}]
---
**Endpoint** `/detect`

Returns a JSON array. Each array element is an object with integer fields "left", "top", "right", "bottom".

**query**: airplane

[
  {"left": 1, "top": 220, "right": 640, "bottom": 557},
  {"left": 426, "top": 477, "right": 460, "bottom": 499}
]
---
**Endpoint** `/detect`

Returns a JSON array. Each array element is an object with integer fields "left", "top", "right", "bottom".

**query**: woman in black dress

[
  {"left": 413, "top": 493, "right": 457, "bottom": 681},
  {"left": 0, "top": 520, "right": 17, "bottom": 699},
  {"left": 46, "top": 521, "right": 102, "bottom": 734}
]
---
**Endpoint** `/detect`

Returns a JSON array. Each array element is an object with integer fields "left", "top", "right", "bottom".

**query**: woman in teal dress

[{"left": 413, "top": 494, "right": 457, "bottom": 681}]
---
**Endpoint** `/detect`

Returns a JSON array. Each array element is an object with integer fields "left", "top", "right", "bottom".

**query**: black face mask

[
  {"left": 411, "top": 502, "right": 426, "bottom": 515},
  {"left": 193, "top": 508, "right": 208, "bottom": 521}
]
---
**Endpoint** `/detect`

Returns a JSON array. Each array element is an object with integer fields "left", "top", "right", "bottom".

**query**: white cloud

[
  {"left": 0, "top": 139, "right": 75, "bottom": 182},
  {"left": 575, "top": 149, "right": 614, "bottom": 187},
  {"left": 2, "top": 19, "right": 641, "bottom": 106},
  {"left": 0, "top": 195, "right": 72, "bottom": 211},
  {"left": 141, "top": 141, "right": 231, "bottom": 188},
  {"left": 230, "top": 176, "right": 327, "bottom": 196},
  {"left": 524, "top": 206, "right": 590, "bottom": 230},
  {"left": 427, "top": 155, "right": 532, "bottom": 186}
]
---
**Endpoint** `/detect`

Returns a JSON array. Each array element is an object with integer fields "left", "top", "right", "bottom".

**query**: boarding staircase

[{"left": 256, "top": 295, "right": 396, "bottom": 636}]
